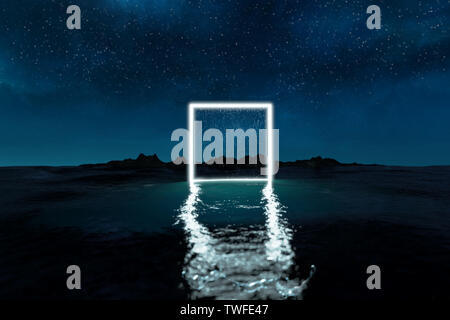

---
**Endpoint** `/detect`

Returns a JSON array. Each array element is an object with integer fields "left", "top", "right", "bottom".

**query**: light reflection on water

[{"left": 176, "top": 182, "right": 314, "bottom": 300}]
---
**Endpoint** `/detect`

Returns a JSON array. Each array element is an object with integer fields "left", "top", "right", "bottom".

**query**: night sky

[{"left": 0, "top": 0, "right": 448, "bottom": 166}]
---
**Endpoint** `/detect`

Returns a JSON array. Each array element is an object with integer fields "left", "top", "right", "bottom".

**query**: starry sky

[{"left": 0, "top": 0, "right": 448, "bottom": 166}]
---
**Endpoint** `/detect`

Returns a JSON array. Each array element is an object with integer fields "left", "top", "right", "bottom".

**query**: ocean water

[
  {"left": 30, "top": 172, "right": 450, "bottom": 235},
  {"left": 25, "top": 180, "right": 315, "bottom": 299},
  {"left": 0, "top": 166, "right": 449, "bottom": 299}
]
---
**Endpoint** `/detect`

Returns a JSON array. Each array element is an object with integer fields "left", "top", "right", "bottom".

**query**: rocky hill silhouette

[
  {"left": 80, "top": 154, "right": 369, "bottom": 170},
  {"left": 80, "top": 153, "right": 165, "bottom": 169}
]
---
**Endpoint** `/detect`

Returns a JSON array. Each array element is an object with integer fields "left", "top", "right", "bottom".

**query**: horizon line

[{"left": 1, "top": 155, "right": 450, "bottom": 169}]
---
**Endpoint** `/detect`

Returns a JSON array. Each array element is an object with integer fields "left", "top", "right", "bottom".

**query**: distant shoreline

[{"left": 0, "top": 153, "right": 449, "bottom": 168}]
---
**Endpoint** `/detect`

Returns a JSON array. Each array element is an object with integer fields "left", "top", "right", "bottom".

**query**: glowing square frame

[{"left": 188, "top": 102, "right": 273, "bottom": 184}]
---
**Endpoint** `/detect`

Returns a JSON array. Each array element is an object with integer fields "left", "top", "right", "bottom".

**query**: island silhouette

[{"left": 80, "top": 153, "right": 377, "bottom": 170}]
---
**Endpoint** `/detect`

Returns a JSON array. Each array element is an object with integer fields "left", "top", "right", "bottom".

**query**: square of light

[{"left": 188, "top": 102, "right": 273, "bottom": 184}]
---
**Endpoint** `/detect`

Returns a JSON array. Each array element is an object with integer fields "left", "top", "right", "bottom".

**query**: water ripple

[{"left": 177, "top": 183, "right": 315, "bottom": 300}]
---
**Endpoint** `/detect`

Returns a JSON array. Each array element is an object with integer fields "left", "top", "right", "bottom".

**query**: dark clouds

[{"left": 0, "top": 0, "right": 449, "bottom": 165}]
